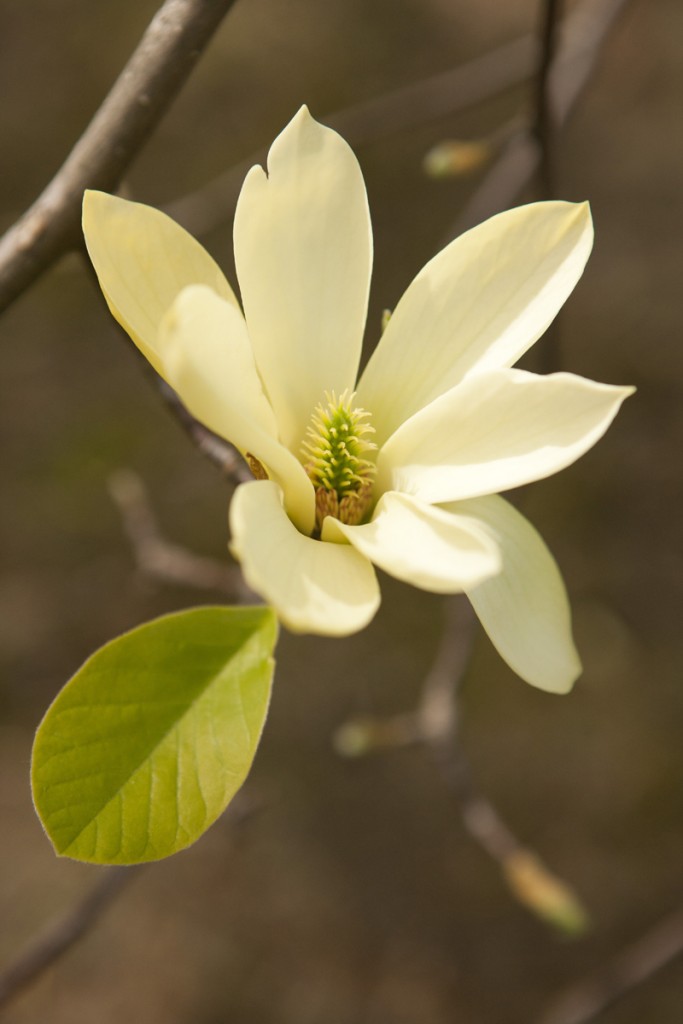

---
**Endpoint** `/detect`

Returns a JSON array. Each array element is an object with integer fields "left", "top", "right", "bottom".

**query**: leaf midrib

[{"left": 57, "top": 633, "right": 259, "bottom": 856}]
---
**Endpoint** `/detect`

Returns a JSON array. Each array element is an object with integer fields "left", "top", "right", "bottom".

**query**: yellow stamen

[{"left": 301, "top": 390, "right": 376, "bottom": 531}]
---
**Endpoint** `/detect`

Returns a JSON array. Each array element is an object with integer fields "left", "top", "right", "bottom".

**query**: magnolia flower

[{"left": 83, "top": 106, "right": 632, "bottom": 693}]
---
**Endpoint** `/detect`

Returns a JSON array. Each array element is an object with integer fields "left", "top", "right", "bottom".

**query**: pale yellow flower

[{"left": 83, "top": 106, "right": 632, "bottom": 693}]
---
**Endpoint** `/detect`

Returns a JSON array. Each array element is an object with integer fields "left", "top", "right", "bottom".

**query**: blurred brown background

[{"left": 1, "top": 0, "right": 682, "bottom": 1021}]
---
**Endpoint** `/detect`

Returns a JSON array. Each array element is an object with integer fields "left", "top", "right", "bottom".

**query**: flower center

[{"left": 301, "top": 389, "right": 376, "bottom": 533}]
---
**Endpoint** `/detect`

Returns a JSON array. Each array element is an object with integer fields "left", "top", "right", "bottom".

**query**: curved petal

[
  {"left": 82, "top": 190, "right": 238, "bottom": 376},
  {"left": 357, "top": 201, "right": 593, "bottom": 445},
  {"left": 444, "top": 495, "right": 581, "bottom": 693},
  {"left": 322, "top": 491, "right": 501, "bottom": 593},
  {"left": 229, "top": 481, "right": 380, "bottom": 636},
  {"left": 377, "top": 368, "right": 634, "bottom": 504},
  {"left": 234, "top": 106, "right": 372, "bottom": 452},
  {"left": 160, "top": 287, "right": 315, "bottom": 535}
]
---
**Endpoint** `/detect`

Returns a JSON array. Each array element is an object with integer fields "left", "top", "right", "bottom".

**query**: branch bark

[{"left": 0, "top": 0, "right": 237, "bottom": 314}]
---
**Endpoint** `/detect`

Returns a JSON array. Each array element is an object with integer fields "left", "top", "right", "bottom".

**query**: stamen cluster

[{"left": 301, "top": 390, "right": 377, "bottom": 532}]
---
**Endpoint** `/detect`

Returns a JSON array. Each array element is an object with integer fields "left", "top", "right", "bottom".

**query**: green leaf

[{"left": 31, "top": 606, "right": 277, "bottom": 865}]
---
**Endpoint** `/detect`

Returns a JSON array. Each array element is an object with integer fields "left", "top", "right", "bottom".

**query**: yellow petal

[
  {"left": 357, "top": 201, "right": 593, "bottom": 445},
  {"left": 443, "top": 495, "right": 581, "bottom": 693},
  {"left": 82, "top": 190, "right": 238, "bottom": 375},
  {"left": 323, "top": 492, "right": 501, "bottom": 593},
  {"left": 160, "top": 287, "right": 315, "bottom": 535},
  {"left": 233, "top": 106, "right": 372, "bottom": 452},
  {"left": 229, "top": 481, "right": 380, "bottom": 636},
  {"left": 377, "top": 369, "right": 634, "bottom": 504}
]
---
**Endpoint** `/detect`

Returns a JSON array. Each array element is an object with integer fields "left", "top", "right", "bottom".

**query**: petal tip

[
  {"left": 81, "top": 188, "right": 109, "bottom": 231},
  {"left": 602, "top": 381, "right": 637, "bottom": 414},
  {"left": 514, "top": 644, "right": 582, "bottom": 695},
  {"left": 549, "top": 198, "right": 593, "bottom": 246},
  {"left": 549, "top": 654, "right": 582, "bottom": 695},
  {"left": 576, "top": 198, "right": 593, "bottom": 231},
  {"left": 82, "top": 187, "right": 115, "bottom": 214}
]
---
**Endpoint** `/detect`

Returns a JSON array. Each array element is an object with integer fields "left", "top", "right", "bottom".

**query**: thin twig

[
  {"left": 537, "top": 905, "right": 683, "bottom": 1024},
  {"left": 415, "top": 596, "right": 475, "bottom": 743},
  {"left": 0, "top": 0, "right": 238, "bottom": 314},
  {"left": 333, "top": 596, "right": 474, "bottom": 756},
  {"left": 0, "top": 868, "right": 139, "bottom": 1010},
  {"left": 0, "top": 0, "right": 625, "bottom": 315},
  {"left": 534, "top": 0, "right": 564, "bottom": 372},
  {"left": 156, "top": 379, "right": 250, "bottom": 481},
  {"left": 165, "top": 35, "right": 535, "bottom": 236},
  {"left": 81, "top": 255, "right": 248, "bottom": 483},
  {"left": 422, "top": 607, "right": 587, "bottom": 934},
  {"left": 108, "top": 468, "right": 246, "bottom": 595},
  {"left": 331, "top": 37, "right": 534, "bottom": 147},
  {"left": 534, "top": 0, "right": 563, "bottom": 198},
  {"left": 0, "top": 789, "right": 261, "bottom": 1011},
  {"left": 335, "top": 596, "right": 588, "bottom": 934},
  {"left": 449, "top": 0, "right": 632, "bottom": 238},
  {"left": 390, "top": 605, "right": 520, "bottom": 865}
]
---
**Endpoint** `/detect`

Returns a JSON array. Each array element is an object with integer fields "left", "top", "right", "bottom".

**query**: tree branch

[
  {"left": 334, "top": 596, "right": 588, "bottom": 935},
  {"left": 333, "top": 596, "right": 474, "bottom": 756},
  {"left": 448, "top": 0, "right": 632, "bottom": 238},
  {"left": 156, "top": 379, "right": 250, "bottom": 481},
  {"left": 537, "top": 905, "right": 683, "bottom": 1024},
  {"left": 165, "top": 34, "right": 535, "bottom": 237},
  {"left": 107, "top": 468, "right": 244, "bottom": 594},
  {"left": 333, "top": 37, "right": 535, "bottom": 147},
  {"left": 0, "top": 868, "right": 139, "bottom": 1010},
  {"left": 534, "top": 0, "right": 563, "bottom": 199},
  {"left": 533, "top": 0, "right": 564, "bottom": 372},
  {"left": 0, "top": 787, "right": 261, "bottom": 1012},
  {"left": 0, "top": 0, "right": 238, "bottom": 315}
]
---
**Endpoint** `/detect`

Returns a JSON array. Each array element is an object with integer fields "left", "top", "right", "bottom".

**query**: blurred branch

[
  {"left": 450, "top": 0, "right": 632, "bottom": 237},
  {"left": 170, "top": 0, "right": 630, "bottom": 242},
  {"left": 108, "top": 468, "right": 248, "bottom": 596},
  {"left": 0, "top": 0, "right": 631, "bottom": 315},
  {"left": 335, "top": 597, "right": 588, "bottom": 935},
  {"left": 334, "top": 596, "right": 474, "bottom": 756},
  {"left": 167, "top": 33, "right": 536, "bottom": 233},
  {"left": 331, "top": 37, "right": 534, "bottom": 146},
  {"left": 0, "top": 868, "right": 138, "bottom": 1011},
  {"left": 0, "top": 789, "right": 260, "bottom": 1012},
  {"left": 0, "top": 0, "right": 628, "bottom": 315},
  {"left": 0, "top": 0, "right": 238, "bottom": 315},
  {"left": 534, "top": 0, "right": 563, "bottom": 198},
  {"left": 534, "top": 0, "right": 564, "bottom": 371},
  {"left": 166, "top": 35, "right": 535, "bottom": 235},
  {"left": 537, "top": 905, "right": 683, "bottom": 1024}
]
